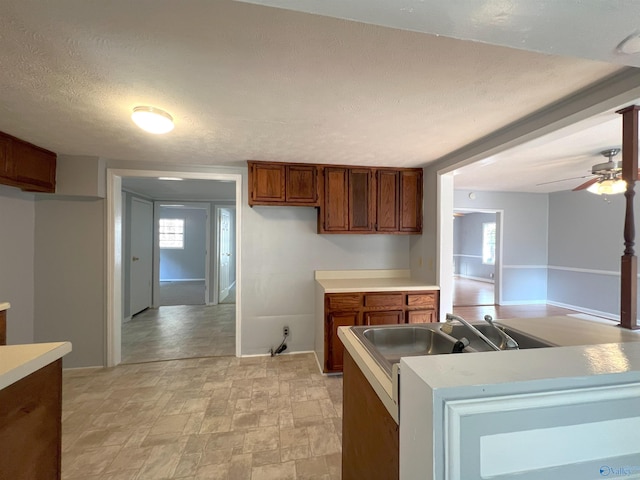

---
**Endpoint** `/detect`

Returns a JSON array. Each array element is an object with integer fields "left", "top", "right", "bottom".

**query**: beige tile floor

[
  {"left": 122, "top": 304, "right": 236, "bottom": 364},
  {"left": 62, "top": 353, "right": 342, "bottom": 479}
]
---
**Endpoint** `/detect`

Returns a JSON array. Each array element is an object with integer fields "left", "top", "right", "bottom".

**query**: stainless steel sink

[
  {"left": 351, "top": 322, "right": 556, "bottom": 378},
  {"left": 351, "top": 324, "right": 467, "bottom": 376},
  {"left": 441, "top": 324, "right": 555, "bottom": 351}
]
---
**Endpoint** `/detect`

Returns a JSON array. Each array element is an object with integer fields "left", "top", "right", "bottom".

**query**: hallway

[{"left": 122, "top": 303, "right": 235, "bottom": 364}]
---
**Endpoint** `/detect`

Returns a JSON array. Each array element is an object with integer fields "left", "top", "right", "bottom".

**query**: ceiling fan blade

[
  {"left": 573, "top": 177, "right": 600, "bottom": 191},
  {"left": 536, "top": 174, "right": 591, "bottom": 187}
]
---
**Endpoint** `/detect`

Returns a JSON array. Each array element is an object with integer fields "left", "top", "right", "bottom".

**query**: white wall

[{"left": 0, "top": 185, "right": 35, "bottom": 344}]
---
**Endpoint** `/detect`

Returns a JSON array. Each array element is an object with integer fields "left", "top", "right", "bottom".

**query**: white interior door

[
  {"left": 218, "top": 208, "right": 231, "bottom": 302},
  {"left": 131, "top": 198, "right": 153, "bottom": 315}
]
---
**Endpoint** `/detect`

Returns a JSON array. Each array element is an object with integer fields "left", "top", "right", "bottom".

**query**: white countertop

[
  {"left": 315, "top": 269, "right": 439, "bottom": 293},
  {"left": 0, "top": 302, "right": 9, "bottom": 312},
  {"left": 0, "top": 342, "right": 72, "bottom": 390}
]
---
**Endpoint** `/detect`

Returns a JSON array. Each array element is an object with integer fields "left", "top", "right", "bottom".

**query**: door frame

[
  {"left": 107, "top": 168, "right": 242, "bottom": 367},
  {"left": 153, "top": 202, "right": 212, "bottom": 307},
  {"left": 130, "top": 196, "right": 154, "bottom": 315}
]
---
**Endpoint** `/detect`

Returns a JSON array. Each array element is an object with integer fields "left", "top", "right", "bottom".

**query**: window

[
  {"left": 482, "top": 222, "right": 496, "bottom": 265},
  {"left": 159, "top": 218, "right": 185, "bottom": 249}
]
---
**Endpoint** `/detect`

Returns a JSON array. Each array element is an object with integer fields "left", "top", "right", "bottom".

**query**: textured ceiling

[{"left": 0, "top": 0, "right": 625, "bottom": 181}]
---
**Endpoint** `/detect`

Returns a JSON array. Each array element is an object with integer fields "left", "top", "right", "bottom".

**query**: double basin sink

[{"left": 351, "top": 321, "right": 555, "bottom": 377}]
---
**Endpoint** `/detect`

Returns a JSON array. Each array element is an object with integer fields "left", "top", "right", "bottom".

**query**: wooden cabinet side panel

[
  {"left": 323, "top": 167, "right": 349, "bottom": 231},
  {"left": 0, "top": 135, "right": 13, "bottom": 181},
  {"left": 376, "top": 170, "right": 400, "bottom": 231},
  {"left": 286, "top": 165, "right": 318, "bottom": 204},
  {"left": 0, "top": 359, "right": 62, "bottom": 480},
  {"left": 342, "top": 351, "right": 399, "bottom": 480},
  {"left": 0, "top": 310, "right": 5, "bottom": 345},
  {"left": 399, "top": 169, "right": 423, "bottom": 232},
  {"left": 11, "top": 139, "right": 56, "bottom": 192}
]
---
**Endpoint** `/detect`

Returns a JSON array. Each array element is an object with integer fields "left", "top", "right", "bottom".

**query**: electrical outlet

[{"left": 283, "top": 326, "right": 290, "bottom": 337}]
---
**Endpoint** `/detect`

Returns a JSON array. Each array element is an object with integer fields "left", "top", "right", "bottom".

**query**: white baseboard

[
  {"left": 456, "top": 274, "right": 494, "bottom": 284},
  {"left": 122, "top": 315, "right": 132, "bottom": 323},
  {"left": 160, "top": 278, "right": 206, "bottom": 282},
  {"left": 240, "top": 350, "right": 315, "bottom": 358},
  {"left": 546, "top": 300, "right": 619, "bottom": 321},
  {"left": 498, "top": 300, "right": 547, "bottom": 306}
]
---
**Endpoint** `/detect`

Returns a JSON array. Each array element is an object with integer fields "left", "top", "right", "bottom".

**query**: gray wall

[
  {"left": 159, "top": 206, "right": 207, "bottom": 281},
  {"left": 33, "top": 197, "right": 105, "bottom": 367},
  {"left": 242, "top": 203, "right": 410, "bottom": 355},
  {"left": 548, "top": 189, "right": 633, "bottom": 319},
  {"left": 454, "top": 190, "right": 549, "bottom": 303},
  {"left": 454, "top": 212, "right": 496, "bottom": 281},
  {"left": 0, "top": 185, "right": 35, "bottom": 344}
]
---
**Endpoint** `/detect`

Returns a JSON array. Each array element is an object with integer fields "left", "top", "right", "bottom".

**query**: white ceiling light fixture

[
  {"left": 131, "top": 106, "right": 174, "bottom": 134},
  {"left": 617, "top": 31, "right": 640, "bottom": 55},
  {"left": 587, "top": 177, "right": 627, "bottom": 195},
  {"left": 158, "top": 176, "right": 183, "bottom": 181}
]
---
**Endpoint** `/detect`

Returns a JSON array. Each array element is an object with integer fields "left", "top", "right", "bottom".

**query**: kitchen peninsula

[
  {"left": 339, "top": 316, "right": 640, "bottom": 480},
  {"left": 0, "top": 339, "right": 72, "bottom": 479},
  {"left": 314, "top": 269, "right": 440, "bottom": 373}
]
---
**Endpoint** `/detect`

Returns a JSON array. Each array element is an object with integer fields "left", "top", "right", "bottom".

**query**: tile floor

[
  {"left": 122, "top": 304, "right": 236, "bottom": 364},
  {"left": 62, "top": 353, "right": 342, "bottom": 479}
]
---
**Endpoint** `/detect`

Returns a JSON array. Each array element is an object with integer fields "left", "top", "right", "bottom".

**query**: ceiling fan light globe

[{"left": 587, "top": 178, "right": 626, "bottom": 195}]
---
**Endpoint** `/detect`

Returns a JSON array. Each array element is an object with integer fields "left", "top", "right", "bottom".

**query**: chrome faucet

[
  {"left": 444, "top": 313, "right": 502, "bottom": 351},
  {"left": 483, "top": 315, "right": 519, "bottom": 350}
]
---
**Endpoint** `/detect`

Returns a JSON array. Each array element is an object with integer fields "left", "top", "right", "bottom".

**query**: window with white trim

[
  {"left": 482, "top": 222, "right": 496, "bottom": 265},
  {"left": 159, "top": 218, "right": 185, "bottom": 249}
]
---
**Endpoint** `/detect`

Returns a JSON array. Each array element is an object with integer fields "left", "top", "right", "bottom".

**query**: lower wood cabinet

[
  {"left": 322, "top": 289, "right": 439, "bottom": 373},
  {"left": 342, "top": 350, "right": 399, "bottom": 480}
]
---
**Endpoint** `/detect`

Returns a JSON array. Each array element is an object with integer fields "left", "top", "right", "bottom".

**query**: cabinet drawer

[
  {"left": 326, "top": 294, "right": 362, "bottom": 310},
  {"left": 407, "top": 293, "right": 436, "bottom": 308},
  {"left": 364, "top": 293, "right": 403, "bottom": 308},
  {"left": 407, "top": 310, "right": 436, "bottom": 324}
]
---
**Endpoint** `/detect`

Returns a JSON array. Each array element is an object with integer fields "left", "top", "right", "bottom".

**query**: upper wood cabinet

[
  {"left": 399, "top": 169, "right": 423, "bottom": 233},
  {"left": 247, "top": 160, "right": 422, "bottom": 234},
  {"left": 248, "top": 160, "right": 319, "bottom": 206},
  {"left": 0, "top": 131, "right": 56, "bottom": 193}
]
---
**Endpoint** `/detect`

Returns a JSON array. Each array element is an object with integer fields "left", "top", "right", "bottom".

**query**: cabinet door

[
  {"left": 399, "top": 170, "right": 422, "bottom": 232},
  {"left": 365, "top": 310, "right": 403, "bottom": 326},
  {"left": 286, "top": 164, "right": 317, "bottom": 204},
  {"left": 349, "top": 168, "right": 374, "bottom": 231},
  {"left": 407, "top": 310, "right": 436, "bottom": 324},
  {"left": 11, "top": 139, "right": 56, "bottom": 193},
  {"left": 327, "top": 311, "right": 359, "bottom": 372},
  {"left": 323, "top": 167, "right": 349, "bottom": 231},
  {"left": 0, "top": 135, "right": 13, "bottom": 182},
  {"left": 250, "top": 162, "right": 285, "bottom": 204},
  {"left": 376, "top": 170, "right": 400, "bottom": 232}
]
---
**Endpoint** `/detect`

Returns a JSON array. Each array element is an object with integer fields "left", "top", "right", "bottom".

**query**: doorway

[
  {"left": 157, "top": 203, "right": 210, "bottom": 307},
  {"left": 453, "top": 210, "right": 499, "bottom": 307},
  {"left": 130, "top": 197, "right": 153, "bottom": 315},
  {"left": 107, "top": 169, "right": 242, "bottom": 367}
]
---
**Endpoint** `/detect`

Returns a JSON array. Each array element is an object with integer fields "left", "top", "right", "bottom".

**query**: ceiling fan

[
  {"left": 572, "top": 148, "right": 625, "bottom": 194},
  {"left": 538, "top": 148, "right": 636, "bottom": 195}
]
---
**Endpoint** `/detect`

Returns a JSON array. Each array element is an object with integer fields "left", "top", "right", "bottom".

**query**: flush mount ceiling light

[
  {"left": 158, "top": 177, "right": 183, "bottom": 181},
  {"left": 617, "top": 31, "right": 640, "bottom": 55},
  {"left": 131, "top": 106, "right": 174, "bottom": 134}
]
